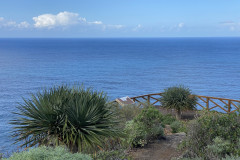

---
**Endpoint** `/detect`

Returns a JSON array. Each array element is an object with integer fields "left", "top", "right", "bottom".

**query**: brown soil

[{"left": 129, "top": 132, "right": 186, "bottom": 160}]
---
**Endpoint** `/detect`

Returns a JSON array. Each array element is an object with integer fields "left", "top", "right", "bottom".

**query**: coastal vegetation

[
  {"left": 2, "top": 85, "right": 239, "bottom": 160},
  {"left": 180, "top": 111, "right": 240, "bottom": 159},
  {"left": 3, "top": 146, "right": 91, "bottom": 160},
  {"left": 124, "top": 106, "right": 164, "bottom": 147},
  {"left": 160, "top": 85, "right": 197, "bottom": 119},
  {"left": 10, "top": 85, "right": 120, "bottom": 153}
]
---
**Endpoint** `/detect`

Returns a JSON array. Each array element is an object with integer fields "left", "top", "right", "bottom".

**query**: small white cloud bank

[
  {"left": 178, "top": 22, "right": 184, "bottom": 28},
  {"left": 133, "top": 24, "right": 142, "bottom": 31},
  {"left": 32, "top": 11, "right": 123, "bottom": 30},
  {"left": 0, "top": 17, "right": 30, "bottom": 29},
  {"left": 88, "top": 21, "right": 103, "bottom": 25},
  {"left": 18, "top": 21, "right": 30, "bottom": 28},
  {"left": 0, "top": 11, "right": 124, "bottom": 32},
  {"left": 33, "top": 11, "right": 85, "bottom": 28},
  {"left": 220, "top": 21, "right": 240, "bottom": 31}
]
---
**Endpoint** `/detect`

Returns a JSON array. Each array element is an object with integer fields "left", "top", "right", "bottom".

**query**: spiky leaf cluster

[
  {"left": 11, "top": 85, "right": 119, "bottom": 152},
  {"left": 160, "top": 85, "right": 197, "bottom": 112}
]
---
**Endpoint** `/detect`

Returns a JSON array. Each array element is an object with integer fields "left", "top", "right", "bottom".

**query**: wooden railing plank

[
  {"left": 127, "top": 92, "right": 240, "bottom": 113},
  {"left": 219, "top": 99, "right": 228, "bottom": 106},
  {"left": 141, "top": 96, "right": 147, "bottom": 101},
  {"left": 149, "top": 96, "right": 159, "bottom": 101},
  {"left": 152, "top": 100, "right": 159, "bottom": 105},
  {"left": 231, "top": 101, "right": 239, "bottom": 109},
  {"left": 198, "top": 97, "right": 207, "bottom": 103},
  {"left": 230, "top": 109, "right": 239, "bottom": 113},
  {"left": 196, "top": 102, "right": 206, "bottom": 109},
  {"left": 196, "top": 95, "right": 240, "bottom": 103},
  {"left": 208, "top": 99, "right": 228, "bottom": 113},
  {"left": 209, "top": 105, "right": 218, "bottom": 110}
]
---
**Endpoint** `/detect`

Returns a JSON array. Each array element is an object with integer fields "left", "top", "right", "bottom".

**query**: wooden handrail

[
  {"left": 127, "top": 92, "right": 240, "bottom": 113},
  {"left": 131, "top": 92, "right": 163, "bottom": 99}
]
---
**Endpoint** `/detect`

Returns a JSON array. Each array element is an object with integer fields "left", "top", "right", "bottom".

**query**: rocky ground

[{"left": 129, "top": 132, "right": 186, "bottom": 160}]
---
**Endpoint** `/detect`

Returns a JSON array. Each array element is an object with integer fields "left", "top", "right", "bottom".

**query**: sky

[{"left": 0, "top": 0, "right": 240, "bottom": 38}]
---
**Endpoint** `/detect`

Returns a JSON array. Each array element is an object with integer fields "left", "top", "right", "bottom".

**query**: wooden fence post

[
  {"left": 228, "top": 100, "right": 231, "bottom": 113},
  {"left": 206, "top": 97, "right": 209, "bottom": 111},
  {"left": 132, "top": 98, "right": 135, "bottom": 102},
  {"left": 147, "top": 95, "right": 150, "bottom": 104}
]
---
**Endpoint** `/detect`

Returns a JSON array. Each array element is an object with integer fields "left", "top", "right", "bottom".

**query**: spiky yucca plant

[
  {"left": 11, "top": 85, "right": 120, "bottom": 152},
  {"left": 160, "top": 85, "right": 197, "bottom": 119}
]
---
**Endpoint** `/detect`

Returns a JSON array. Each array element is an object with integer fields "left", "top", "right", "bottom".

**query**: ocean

[{"left": 0, "top": 38, "right": 240, "bottom": 153}]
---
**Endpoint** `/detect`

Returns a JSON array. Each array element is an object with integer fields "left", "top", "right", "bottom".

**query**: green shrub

[
  {"left": 161, "top": 114, "right": 176, "bottom": 126},
  {"left": 93, "top": 149, "right": 132, "bottom": 160},
  {"left": 223, "top": 155, "right": 240, "bottom": 160},
  {"left": 134, "top": 105, "right": 162, "bottom": 127},
  {"left": 181, "top": 111, "right": 240, "bottom": 159},
  {"left": 124, "top": 106, "right": 164, "bottom": 147},
  {"left": 4, "top": 146, "right": 92, "bottom": 160},
  {"left": 160, "top": 85, "right": 197, "bottom": 119},
  {"left": 170, "top": 121, "right": 187, "bottom": 133},
  {"left": 180, "top": 155, "right": 240, "bottom": 160},
  {"left": 112, "top": 103, "right": 142, "bottom": 127},
  {"left": 11, "top": 85, "right": 121, "bottom": 153}
]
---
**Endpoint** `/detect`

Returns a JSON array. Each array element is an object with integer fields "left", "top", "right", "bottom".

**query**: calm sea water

[{"left": 0, "top": 38, "right": 240, "bottom": 153}]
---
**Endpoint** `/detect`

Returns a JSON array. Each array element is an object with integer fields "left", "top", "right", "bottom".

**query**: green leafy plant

[
  {"left": 11, "top": 85, "right": 120, "bottom": 153},
  {"left": 207, "top": 137, "right": 232, "bottom": 157},
  {"left": 124, "top": 106, "right": 164, "bottom": 147},
  {"left": 4, "top": 146, "right": 92, "bottom": 160},
  {"left": 181, "top": 111, "right": 240, "bottom": 159},
  {"left": 161, "top": 114, "right": 177, "bottom": 126},
  {"left": 170, "top": 121, "right": 186, "bottom": 133},
  {"left": 160, "top": 85, "right": 197, "bottom": 119},
  {"left": 112, "top": 103, "right": 142, "bottom": 127}
]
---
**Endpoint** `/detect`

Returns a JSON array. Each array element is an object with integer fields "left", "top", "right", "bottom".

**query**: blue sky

[{"left": 0, "top": 0, "right": 240, "bottom": 37}]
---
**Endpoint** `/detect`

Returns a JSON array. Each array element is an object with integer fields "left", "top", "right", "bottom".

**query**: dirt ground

[{"left": 129, "top": 132, "right": 186, "bottom": 160}]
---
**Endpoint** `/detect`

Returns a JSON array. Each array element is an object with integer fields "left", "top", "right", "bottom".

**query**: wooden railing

[{"left": 130, "top": 93, "right": 240, "bottom": 113}]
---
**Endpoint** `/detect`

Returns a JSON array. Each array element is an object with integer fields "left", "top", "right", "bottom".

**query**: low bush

[
  {"left": 181, "top": 111, "right": 240, "bottom": 159},
  {"left": 180, "top": 155, "right": 240, "bottom": 160},
  {"left": 93, "top": 149, "right": 132, "bottom": 160},
  {"left": 161, "top": 114, "right": 177, "bottom": 126},
  {"left": 170, "top": 121, "right": 187, "bottom": 133},
  {"left": 112, "top": 103, "right": 142, "bottom": 125},
  {"left": 124, "top": 106, "right": 164, "bottom": 147},
  {"left": 4, "top": 146, "right": 92, "bottom": 160}
]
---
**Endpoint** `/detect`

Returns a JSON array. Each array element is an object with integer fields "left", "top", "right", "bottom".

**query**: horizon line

[{"left": 0, "top": 36, "right": 240, "bottom": 39}]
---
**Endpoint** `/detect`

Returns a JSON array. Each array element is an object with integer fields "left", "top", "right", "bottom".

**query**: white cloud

[
  {"left": 33, "top": 11, "right": 85, "bottom": 28},
  {"left": 32, "top": 11, "right": 123, "bottom": 31},
  {"left": 0, "top": 17, "right": 30, "bottom": 29},
  {"left": 0, "top": 11, "right": 125, "bottom": 32},
  {"left": 178, "top": 22, "right": 184, "bottom": 28},
  {"left": 88, "top": 21, "right": 103, "bottom": 25},
  {"left": 4, "top": 21, "right": 17, "bottom": 27},
  {"left": 220, "top": 21, "right": 240, "bottom": 31},
  {"left": 133, "top": 24, "right": 142, "bottom": 31},
  {"left": 107, "top": 24, "right": 124, "bottom": 29},
  {"left": 220, "top": 21, "right": 235, "bottom": 26},
  {"left": 18, "top": 21, "right": 30, "bottom": 28}
]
